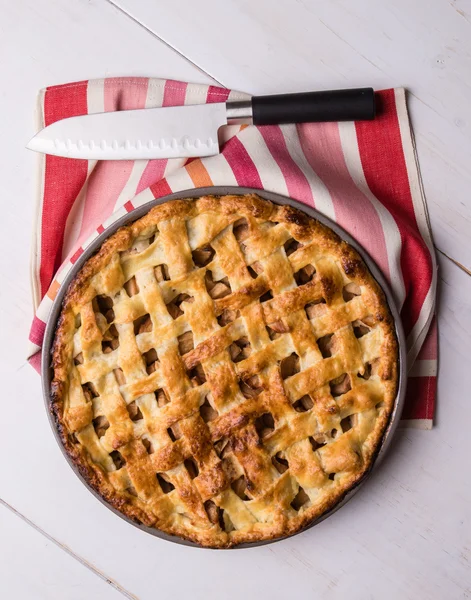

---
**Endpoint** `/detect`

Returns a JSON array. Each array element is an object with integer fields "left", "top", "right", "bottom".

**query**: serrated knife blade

[
  {"left": 26, "top": 88, "right": 375, "bottom": 160},
  {"left": 27, "top": 103, "right": 229, "bottom": 160}
]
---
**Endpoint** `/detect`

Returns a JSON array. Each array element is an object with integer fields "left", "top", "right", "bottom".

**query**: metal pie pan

[{"left": 42, "top": 186, "right": 407, "bottom": 549}]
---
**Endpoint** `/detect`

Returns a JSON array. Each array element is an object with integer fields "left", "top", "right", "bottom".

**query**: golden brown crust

[{"left": 50, "top": 193, "right": 398, "bottom": 548}]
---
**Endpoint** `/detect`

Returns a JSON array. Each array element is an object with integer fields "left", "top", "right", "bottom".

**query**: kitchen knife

[{"left": 27, "top": 87, "right": 375, "bottom": 160}]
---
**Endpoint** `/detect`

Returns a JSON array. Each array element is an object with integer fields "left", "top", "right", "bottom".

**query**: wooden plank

[
  {"left": 0, "top": 502, "right": 126, "bottom": 600},
  {"left": 108, "top": 0, "right": 471, "bottom": 270}
]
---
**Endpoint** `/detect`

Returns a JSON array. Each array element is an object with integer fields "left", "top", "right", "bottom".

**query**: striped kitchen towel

[{"left": 27, "top": 77, "right": 437, "bottom": 429}]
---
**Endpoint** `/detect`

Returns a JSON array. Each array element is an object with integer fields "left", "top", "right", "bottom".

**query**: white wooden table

[{"left": 1, "top": 1, "right": 470, "bottom": 598}]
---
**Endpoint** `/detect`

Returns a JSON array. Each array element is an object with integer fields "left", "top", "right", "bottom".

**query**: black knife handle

[{"left": 251, "top": 87, "right": 375, "bottom": 125}]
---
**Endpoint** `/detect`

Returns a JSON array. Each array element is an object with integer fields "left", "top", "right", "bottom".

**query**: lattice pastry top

[{"left": 51, "top": 194, "right": 398, "bottom": 547}]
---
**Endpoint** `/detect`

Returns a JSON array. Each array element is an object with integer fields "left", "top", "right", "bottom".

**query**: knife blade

[{"left": 27, "top": 87, "right": 375, "bottom": 160}]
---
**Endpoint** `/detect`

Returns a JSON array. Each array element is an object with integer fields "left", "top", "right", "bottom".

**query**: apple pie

[{"left": 50, "top": 193, "right": 398, "bottom": 547}]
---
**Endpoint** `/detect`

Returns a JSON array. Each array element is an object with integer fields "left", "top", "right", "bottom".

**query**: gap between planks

[
  {"left": 103, "top": 0, "right": 224, "bottom": 86},
  {"left": 437, "top": 249, "right": 471, "bottom": 277},
  {"left": 0, "top": 498, "right": 138, "bottom": 600}
]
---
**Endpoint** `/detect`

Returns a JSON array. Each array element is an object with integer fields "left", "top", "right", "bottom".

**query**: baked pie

[{"left": 50, "top": 193, "right": 398, "bottom": 547}]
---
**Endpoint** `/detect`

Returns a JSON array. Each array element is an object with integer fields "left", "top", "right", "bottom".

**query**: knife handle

[{"left": 248, "top": 87, "right": 375, "bottom": 125}]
